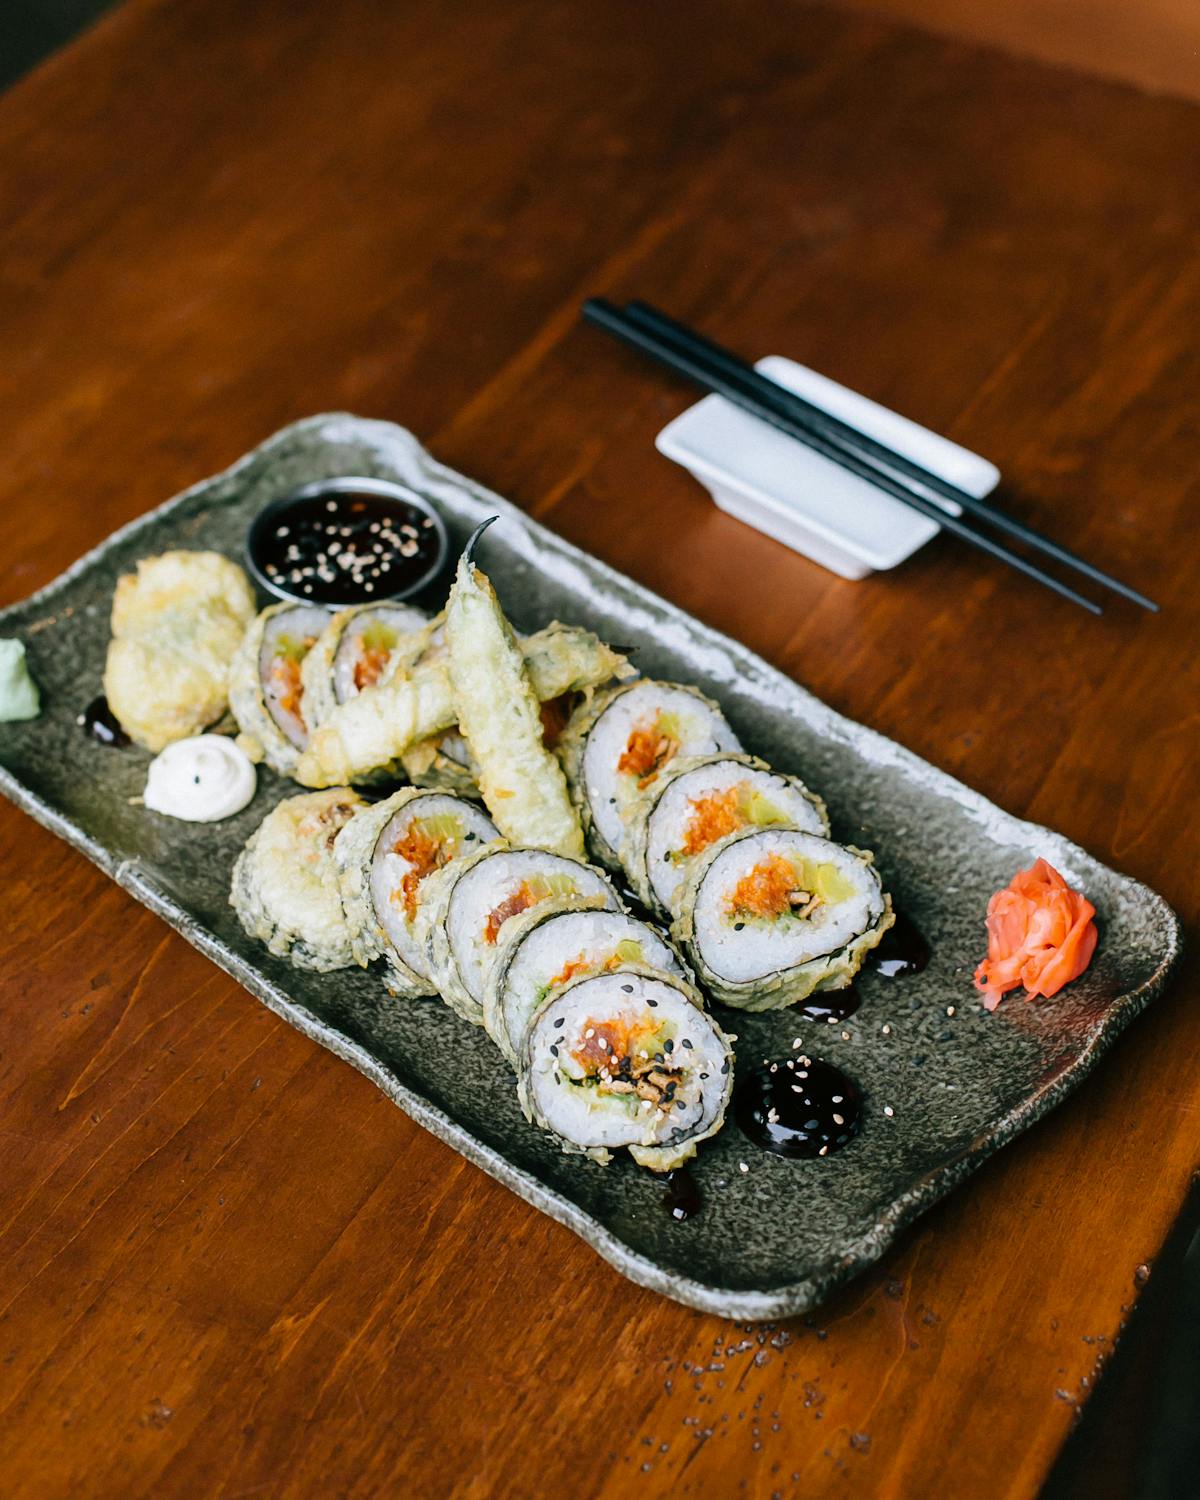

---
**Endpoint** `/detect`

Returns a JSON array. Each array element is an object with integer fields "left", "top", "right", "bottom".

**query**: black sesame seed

[
  {"left": 681, "top": 1038, "right": 693, "bottom": 1049},
  {"left": 664, "top": 1039, "right": 674, "bottom": 1053},
  {"left": 553, "top": 1017, "right": 565, "bottom": 1029},
  {"left": 647, "top": 998, "right": 658, "bottom": 1008},
  {"left": 621, "top": 984, "right": 634, "bottom": 994},
  {"left": 734, "top": 922, "right": 745, "bottom": 931}
]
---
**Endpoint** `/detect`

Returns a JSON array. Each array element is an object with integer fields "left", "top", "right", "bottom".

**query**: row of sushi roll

[{"left": 227, "top": 517, "right": 893, "bottom": 1168}]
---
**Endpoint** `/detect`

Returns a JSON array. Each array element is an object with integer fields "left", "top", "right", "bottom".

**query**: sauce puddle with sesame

[
  {"left": 662, "top": 1165, "right": 701, "bottom": 1221},
  {"left": 796, "top": 987, "right": 861, "bottom": 1024},
  {"left": 249, "top": 486, "right": 443, "bottom": 605},
  {"left": 870, "top": 912, "right": 930, "bottom": 978},
  {"left": 735, "top": 1056, "right": 862, "bottom": 1158}
]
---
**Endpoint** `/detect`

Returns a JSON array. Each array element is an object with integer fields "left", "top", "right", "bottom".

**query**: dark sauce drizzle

[
  {"left": 736, "top": 1056, "right": 862, "bottom": 1158},
  {"left": 79, "top": 695, "right": 129, "bottom": 748},
  {"left": 662, "top": 1165, "right": 701, "bottom": 1221},
  {"left": 871, "top": 912, "right": 930, "bottom": 978}
]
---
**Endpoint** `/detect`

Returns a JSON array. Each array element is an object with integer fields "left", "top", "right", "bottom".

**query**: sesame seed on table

[{"left": 0, "top": 2, "right": 1198, "bottom": 1498}]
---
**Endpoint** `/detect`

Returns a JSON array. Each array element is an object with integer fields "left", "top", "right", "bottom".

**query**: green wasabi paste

[{"left": 0, "top": 640, "right": 40, "bottom": 722}]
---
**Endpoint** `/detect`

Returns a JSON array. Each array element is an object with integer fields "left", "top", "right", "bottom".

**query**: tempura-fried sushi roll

[
  {"left": 559, "top": 680, "right": 741, "bottom": 874},
  {"left": 230, "top": 788, "right": 363, "bottom": 971},
  {"left": 629, "top": 754, "right": 829, "bottom": 920},
  {"left": 518, "top": 967, "right": 734, "bottom": 1170},
  {"left": 416, "top": 846, "right": 620, "bottom": 1025},
  {"left": 229, "top": 603, "right": 331, "bottom": 775},
  {"left": 334, "top": 787, "right": 498, "bottom": 997},
  {"left": 483, "top": 900, "right": 690, "bottom": 1064},
  {"left": 299, "top": 603, "right": 433, "bottom": 729},
  {"left": 674, "top": 827, "right": 893, "bottom": 1011}
]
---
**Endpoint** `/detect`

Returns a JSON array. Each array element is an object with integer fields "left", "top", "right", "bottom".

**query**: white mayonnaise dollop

[{"left": 144, "top": 734, "right": 256, "bottom": 822}]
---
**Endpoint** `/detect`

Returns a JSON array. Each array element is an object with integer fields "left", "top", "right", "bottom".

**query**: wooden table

[{"left": 1, "top": 3, "right": 1197, "bottom": 1495}]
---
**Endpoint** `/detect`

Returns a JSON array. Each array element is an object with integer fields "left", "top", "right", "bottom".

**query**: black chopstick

[
  {"left": 581, "top": 297, "right": 1103, "bottom": 615},
  {"left": 622, "top": 301, "right": 1157, "bottom": 613}
]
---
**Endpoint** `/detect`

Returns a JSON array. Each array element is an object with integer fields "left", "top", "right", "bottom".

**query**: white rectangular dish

[{"left": 656, "top": 355, "right": 1000, "bottom": 579}]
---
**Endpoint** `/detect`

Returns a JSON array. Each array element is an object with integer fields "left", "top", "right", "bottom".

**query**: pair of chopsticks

[{"left": 581, "top": 298, "right": 1157, "bottom": 615}]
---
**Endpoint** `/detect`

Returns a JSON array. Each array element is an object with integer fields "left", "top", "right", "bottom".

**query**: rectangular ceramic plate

[{"left": 0, "top": 415, "right": 1180, "bottom": 1319}]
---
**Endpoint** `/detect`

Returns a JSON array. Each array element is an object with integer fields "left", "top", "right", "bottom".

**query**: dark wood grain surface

[{"left": 1, "top": 2, "right": 1197, "bottom": 1496}]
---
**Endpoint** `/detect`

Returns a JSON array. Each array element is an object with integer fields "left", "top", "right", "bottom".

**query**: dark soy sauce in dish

[
  {"left": 871, "top": 912, "right": 930, "bottom": 978},
  {"left": 736, "top": 1056, "right": 862, "bottom": 1158},
  {"left": 79, "top": 695, "right": 130, "bottom": 748},
  {"left": 247, "top": 478, "right": 447, "bottom": 607},
  {"left": 662, "top": 1165, "right": 702, "bottom": 1221}
]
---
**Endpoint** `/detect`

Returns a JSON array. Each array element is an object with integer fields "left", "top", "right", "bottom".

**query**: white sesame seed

[
  {"left": 833, "top": 1113, "right": 844, "bottom": 1126},
  {"left": 832, "top": 1094, "right": 843, "bottom": 1104},
  {"left": 946, "top": 1005, "right": 956, "bottom": 1016},
  {"left": 738, "top": 1162, "right": 749, "bottom": 1174},
  {"left": 842, "top": 1031, "right": 851, "bottom": 1041},
  {"left": 884, "top": 1105, "right": 895, "bottom": 1117},
  {"left": 882, "top": 1024, "right": 892, "bottom": 1035},
  {"left": 818, "top": 1145, "right": 829, "bottom": 1156},
  {"left": 792, "top": 1038, "right": 803, "bottom": 1049}
]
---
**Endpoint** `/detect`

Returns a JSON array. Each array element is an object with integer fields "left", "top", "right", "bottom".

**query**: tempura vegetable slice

[
  {"left": 445, "top": 519, "right": 584, "bottom": 858},
  {"left": 295, "top": 621, "right": 630, "bottom": 788},
  {"left": 104, "top": 550, "right": 255, "bottom": 751}
]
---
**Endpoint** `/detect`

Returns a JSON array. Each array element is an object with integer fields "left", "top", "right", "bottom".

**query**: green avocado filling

[
  {"left": 358, "top": 620, "right": 399, "bottom": 655},
  {"left": 273, "top": 633, "right": 313, "bottom": 664}
]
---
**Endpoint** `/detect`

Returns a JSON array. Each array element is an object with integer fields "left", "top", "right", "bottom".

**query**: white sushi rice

[
  {"left": 690, "top": 828, "right": 884, "bottom": 986},
  {"left": 580, "top": 682, "right": 740, "bottom": 864},
  {"left": 642, "top": 756, "right": 827, "bottom": 917},
  {"left": 522, "top": 969, "right": 732, "bottom": 1165},
  {"left": 445, "top": 849, "right": 619, "bottom": 1011},
  {"left": 259, "top": 604, "right": 331, "bottom": 748},
  {"left": 494, "top": 907, "right": 686, "bottom": 1061},
  {"left": 368, "top": 793, "right": 498, "bottom": 984},
  {"left": 330, "top": 603, "right": 429, "bottom": 705}
]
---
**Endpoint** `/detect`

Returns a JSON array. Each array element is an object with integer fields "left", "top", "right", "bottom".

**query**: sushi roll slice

[
  {"left": 674, "top": 827, "right": 893, "bottom": 1011},
  {"left": 335, "top": 788, "right": 499, "bottom": 997},
  {"left": 559, "top": 680, "right": 741, "bottom": 873},
  {"left": 300, "top": 603, "right": 433, "bottom": 729},
  {"left": 418, "top": 846, "right": 620, "bottom": 1025},
  {"left": 229, "top": 602, "right": 332, "bottom": 776},
  {"left": 629, "top": 754, "right": 829, "bottom": 920},
  {"left": 519, "top": 966, "right": 734, "bottom": 1169},
  {"left": 230, "top": 787, "right": 363, "bottom": 970},
  {"left": 483, "top": 900, "right": 690, "bottom": 1064}
]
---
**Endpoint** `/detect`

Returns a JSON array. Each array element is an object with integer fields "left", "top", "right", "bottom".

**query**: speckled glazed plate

[{"left": 0, "top": 415, "right": 1181, "bottom": 1319}]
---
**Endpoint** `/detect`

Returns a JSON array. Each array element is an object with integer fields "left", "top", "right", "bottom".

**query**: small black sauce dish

[{"left": 246, "top": 477, "right": 449, "bottom": 606}]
